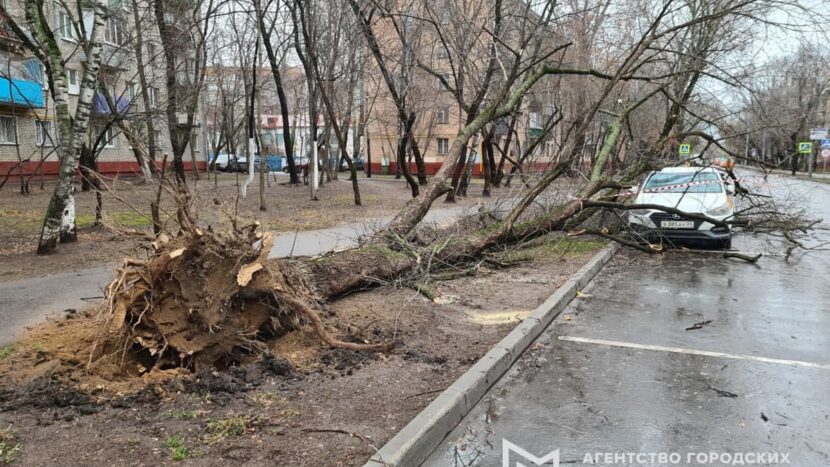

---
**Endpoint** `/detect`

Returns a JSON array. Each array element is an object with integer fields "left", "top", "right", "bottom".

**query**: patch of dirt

[
  {"left": 0, "top": 175, "right": 494, "bottom": 281},
  {"left": 0, "top": 237, "right": 601, "bottom": 466}
]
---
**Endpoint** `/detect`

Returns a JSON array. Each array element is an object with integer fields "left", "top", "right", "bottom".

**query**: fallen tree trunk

[{"left": 94, "top": 163, "right": 812, "bottom": 375}]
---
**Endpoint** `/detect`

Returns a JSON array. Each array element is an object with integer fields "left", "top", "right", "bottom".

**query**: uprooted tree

[{"left": 91, "top": 0, "right": 822, "bottom": 372}]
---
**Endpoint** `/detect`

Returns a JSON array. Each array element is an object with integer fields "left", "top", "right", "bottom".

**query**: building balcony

[
  {"left": 100, "top": 42, "right": 131, "bottom": 70},
  {"left": 0, "top": 77, "right": 44, "bottom": 108},
  {"left": 92, "top": 92, "right": 129, "bottom": 116}
]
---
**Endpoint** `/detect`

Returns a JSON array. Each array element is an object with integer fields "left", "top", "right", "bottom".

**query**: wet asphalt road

[
  {"left": 425, "top": 174, "right": 830, "bottom": 466},
  {"left": 0, "top": 204, "right": 483, "bottom": 346}
]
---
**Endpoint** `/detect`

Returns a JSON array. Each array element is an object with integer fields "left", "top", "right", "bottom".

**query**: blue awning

[
  {"left": 93, "top": 92, "right": 129, "bottom": 115},
  {"left": 0, "top": 77, "right": 44, "bottom": 108}
]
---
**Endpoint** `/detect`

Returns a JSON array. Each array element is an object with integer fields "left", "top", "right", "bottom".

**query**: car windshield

[{"left": 643, "top": 171, "right": 723, "bottom": 193}]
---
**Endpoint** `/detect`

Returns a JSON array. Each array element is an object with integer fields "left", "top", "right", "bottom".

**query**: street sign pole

[
  {"left": 807, "top": 144, "right": 813, "bottom": 178},
  {"left": 798, "top": 141, "right": 813, "bottom": 176}
]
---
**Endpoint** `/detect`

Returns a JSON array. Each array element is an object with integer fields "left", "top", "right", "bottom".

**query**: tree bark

[
  {"left": 130, "top": 0, "right": 157, "bottom": 170},
  {"left": 151, "top": 0, "right": 208, "bottom": 185},
  {"left": 34, "top": 1, "right": 108, "bottom": 254},
  {"left": 398, "top": 114, "right": 418, "bottom": 197},
  {"left": 482, "top": 127, "right": 494, "bottom": 197},
  {"left": 366, "top": 129, "right": 372, "bottom": 178}
]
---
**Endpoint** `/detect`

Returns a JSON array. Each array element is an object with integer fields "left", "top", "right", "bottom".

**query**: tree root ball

[{"left": 93, "top": 227, "right": 392, "bottom": 373}]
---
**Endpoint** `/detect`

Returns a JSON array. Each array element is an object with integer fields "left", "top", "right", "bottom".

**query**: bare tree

[
  {"left": 151, "top": 0, "right": 218, "bottom": 184},
  {"left": 254, "top": 0, "right": 302, "bottom": 184},
  {"left": 292, "top": 0, "right": 362, "bottom": 205}
]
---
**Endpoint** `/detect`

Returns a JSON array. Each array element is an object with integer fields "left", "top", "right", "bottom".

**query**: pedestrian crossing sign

[
  {"left": 798, "top": 142, "right": 812, "bottom": 154},
  {"left": 679, "top": 144, "right": 691, "bottom": 155}
]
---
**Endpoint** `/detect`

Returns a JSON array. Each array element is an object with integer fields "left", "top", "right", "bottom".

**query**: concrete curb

[{"left": 364, "top": 243, "right": 620, "bottom": 467}]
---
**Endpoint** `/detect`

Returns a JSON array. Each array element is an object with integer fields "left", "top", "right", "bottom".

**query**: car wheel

[{"left": 715, "top": 238, "right": 732, "bottom": 250}]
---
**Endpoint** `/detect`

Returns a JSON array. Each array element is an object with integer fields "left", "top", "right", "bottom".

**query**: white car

[
  {"left": 212, "top": 153, "right": 234, "bottom": 171},
  {"left": 628, "top": 167, "right": 734, "bottom": 249}
]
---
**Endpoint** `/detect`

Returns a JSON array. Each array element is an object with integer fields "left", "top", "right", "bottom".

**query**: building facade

[{"left": 0, "top": 0, "right": 205, "bottom": 181}]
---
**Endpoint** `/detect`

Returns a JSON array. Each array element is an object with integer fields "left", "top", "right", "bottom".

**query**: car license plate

[{"left": 660, "top": 220, "right": 694, "bottom": 229}]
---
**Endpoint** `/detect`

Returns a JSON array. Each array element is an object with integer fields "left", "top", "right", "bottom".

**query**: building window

[
  {"left": 58, "top": 11, "right": 75, "bottom": 41},
  {"left": 67, "top": 69, "right": 79, "bottom": 95},
  {"left": 436, "top": 107, "right": 450, "bottom": 124},
  {"left": 529, "top": 112, "right": 542, "bottom": 130},
  {"left": 148, "top": 87, "right": 159, "bottom": 107},
  {"left": 23, "top": 60, "right": 48, "bottom": 90},
  {"left": 437, "top": 137, "right": 449, "bottom": 155},
  {"left": 146, "top": 43, "right": 156, "bottom": 64},
  {"left": 36, "top": 120, "right": 54, "bottom": 147},
  {"left": 99, "top": 126, "right": 116, "bottom": 148},
  {"left": 104, "top": 16, "right": 124, "bottom": 45},
  {"left": 436, "top": 4, "right": 453, "bottom": 23},
  {"left": 127, "top": 81, "right": 137, "bottom": 100},
  {"left": 154, "top": 129, "right": 162, "bottom": 149},
  {"left": 436, "top": 46, "right": 449, "bottom": 59},
  {"left": 39, "top": 62, "right": 48, "bottom": 90},
  {"left": 0, "top": 116, "right": 17, "bottom": 144}
]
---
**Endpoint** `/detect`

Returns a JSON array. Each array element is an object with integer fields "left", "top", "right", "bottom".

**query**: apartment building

[
  {"left": 361, "top": 1, "right": 553, "bottom": 175},
  {"left": 0, "top": 0, "right": 205, "bottom": 180}
]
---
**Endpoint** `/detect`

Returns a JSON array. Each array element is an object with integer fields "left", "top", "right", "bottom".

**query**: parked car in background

[
  {"left": 211, "top": 154, "right": 249, "bottom": 172},
  {"left": 212, "top": 153, "right": 233, "bottom": 171},
  {"left": 339, "top": 158, "right": 364, "bottom": 172},
  {"left": 627, "top": 167, "right": 734, "bottom": 249},
  {"left": 228, "top": 156, "right": 248, "bottom": 172}
]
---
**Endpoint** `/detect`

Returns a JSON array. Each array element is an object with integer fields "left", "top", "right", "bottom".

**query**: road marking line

[{"left": 558, "top": 336, "right": 830, "bottom": 370}]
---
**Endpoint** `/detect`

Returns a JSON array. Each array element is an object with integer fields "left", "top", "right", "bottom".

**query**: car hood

[{"left": 635, "top": 191, "right": 726, "bottom": 213}]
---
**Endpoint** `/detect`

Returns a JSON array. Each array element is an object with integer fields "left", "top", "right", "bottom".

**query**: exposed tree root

[
  {"left": 92, "top": 224, "right": 394, "bottom": 372},
  {"left": 281, "top": 295, "right": 394, "bottom": 352}
]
